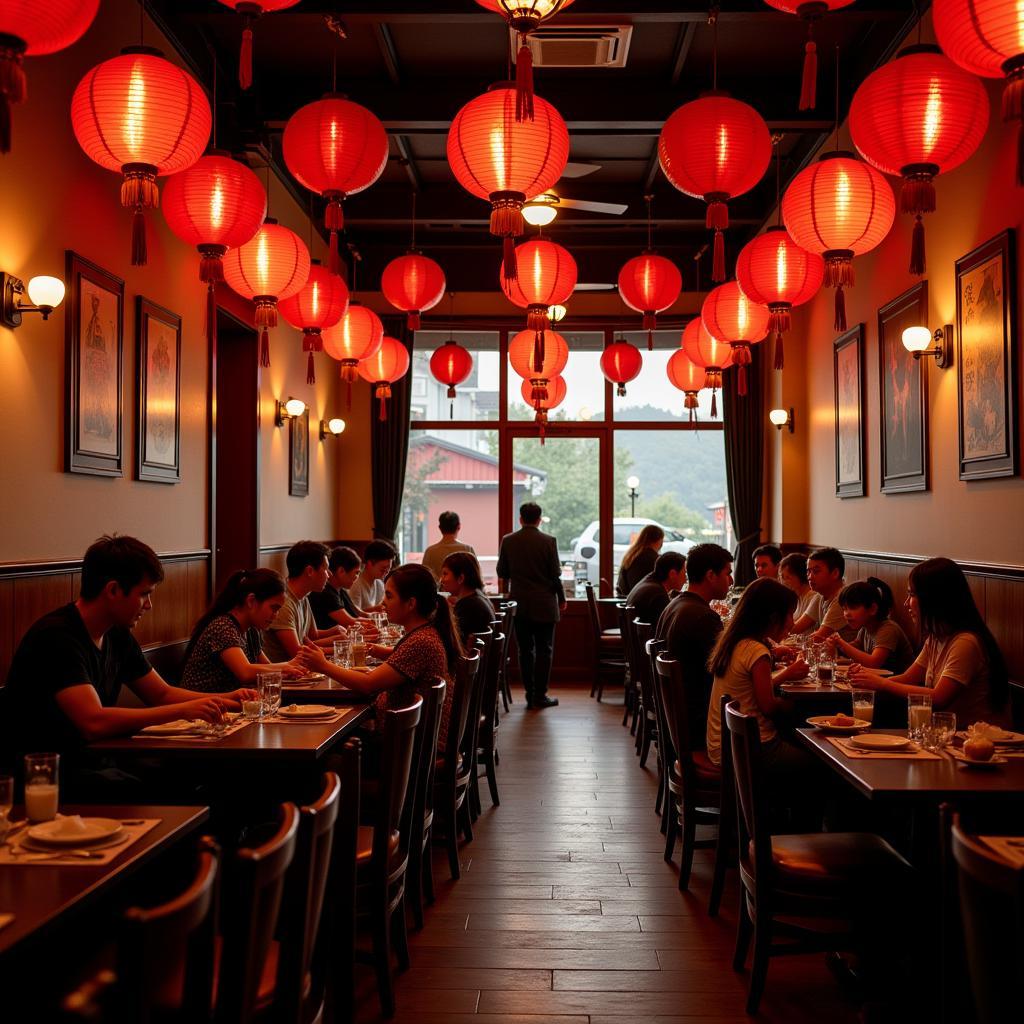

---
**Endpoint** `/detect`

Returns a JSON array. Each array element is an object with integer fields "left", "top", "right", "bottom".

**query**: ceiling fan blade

[
  {"left": 560, "top": 161, "right": 601, "bottom": 179},
  {"left": 558, "top": 197, "right": 629, "bottom": 215},
  {"left": 575, "top": 282, "right": 618, "bottom": 292}
]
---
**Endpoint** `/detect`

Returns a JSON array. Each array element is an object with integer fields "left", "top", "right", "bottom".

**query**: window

[
  {"left": 410, "top": 331, "right": 500, "bottom": 422},
  {"left": 507, "top": 331, "right": 605, "bottom": 421}
]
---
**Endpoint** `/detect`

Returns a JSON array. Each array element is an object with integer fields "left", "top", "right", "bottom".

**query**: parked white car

[{"left": 569, "top": 518, "right": 694, "bottom": 586}]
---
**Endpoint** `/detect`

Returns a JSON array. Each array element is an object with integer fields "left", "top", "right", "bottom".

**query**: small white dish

[
  {"left": 140, "top": 719, "right": 205, "bottom": 736},
  {"left": 850, "top": 734, "right": 912, "bottom": 752},
  {"left": 28, "top": 817, "right": 123, "bottom": 846},
  {"left": 277, "top": 704, "right": 336, "bottom": 718}
]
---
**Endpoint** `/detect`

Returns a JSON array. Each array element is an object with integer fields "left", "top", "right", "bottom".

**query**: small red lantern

[
  {"left": 382, "top": 252, "right": 447, "bottom": 330},
  {"left": 681, "top": 317, "right": 733, "bottom": 419},
  {"left": 763, "top": 1, "right": 855, "bottom": 110},
  {"left": 849, "top": 45, "right": 989, "bottom": 275},
  {"left": 222, "top": 219, "right": 310, "bottom": 367},
  {"left": 0, "top": 0, "right": 99, "bottom": 154},
  {"left": 659, "top": 94, "right": 772, "bottom": 281},
  {"left": 323, "top": 304, "right": 385, "bottom": 406},
  {"left": 666, "top": 348, "right": 705, "bottom": 424},
  {"left": 617, "top": 252, "right": 682, "bottom": 349},
  {"left": 782, "top": 151, "right": 895, "bottom": 331},
  {"left": 430, "top": 339, "right": 474, "bottom": 417},
  {"left": 600, "top": 339, "right": 643, "bottom": 397},
  {"left": 447, "top": 83, "right": 569, "bottom": 279},
  {"left": 521, "top": 372, "right": 566, "bottom": 441},
  {"left": 278, "top": 262, "right": 350, "bottom": 384},
  {"left": 216, "top": 1, "right": 299, "bottom": 90},
  {"left": 735, "top": 226, "right": 824, "bottom": 369},
  {"left": 71, "top": 48, "right": 212, "bottom": 266},
  {"left": 509, "top": 326, "right": 568, "bottom": 408},
  {"left": 701, "top": 281, "right": 770, "bottom": 397},
  {"left": 358, "top": 335, "right": 411, "bottom": 421}
]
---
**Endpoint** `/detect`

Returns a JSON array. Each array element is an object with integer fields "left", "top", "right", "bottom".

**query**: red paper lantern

[
  {"left": 617, "top": 252, "right": 682, "bottom": 349},
  {"left": 382, "top": 252, "right": 447, "bottom": 330},
  {"left": 600, "top": 339, "right": 643, "bottom": 396},
  {"left": 501, "top": 238, "right": 577, "bottom": 334},
  {"left": 222, "top": 219, "right": 310, "bottom": 367},
  {"left": 735, "top": 226, "right": 824, "bottom": 369},
  {"left": 509, "top": 327, "right": 568, "bottom": 410},
  {"left": 666, "top": 348, "right": 705, "bottom": 424},
  {"left": 278, "top": 262, "right": 350, "bottom": 384},
  {"left": 763, "top": 1, "right": 855, "bottom": 110},
  {"left": 216, "top": 1, "right": 299, "bottom": 90},
  {"left": 701, "top": 281, "right": 770, "bottom": 397},
  {"left": 521, "top": 373, "right": 566, "bottom": 441},
  {"left": 323, "top": 304, "right": 385, "bottom": 405},
  {"left": 782, "top": 151, "right": 895, "bottom": 331},
  {"left": 0, "top": 0, "right": 99, "bottom": 154},
  {"left": 447, "top": 83, "right": 569, "bottom": 279},
  {"left": 430, "top": 339, "right": 474, "bottom": 416},
  {"left": 71, "top": 47, "right": 211, "bottom": 266},
  {"left": 358, "top": 335, "right": 410, "bottom": 421},
  {"left": 849, "top": 45, "right": 988, "bottom": 275},
  {"left": 659, "top": 94, "right": 772, "bottom": 281},
  {"left": 681, "top": 317, "right": 733, "bottom": 419},
  {"left": 283, "top": 95, "right": 388, "bottom": 275}
]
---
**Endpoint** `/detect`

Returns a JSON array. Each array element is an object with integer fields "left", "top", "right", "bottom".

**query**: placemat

[
  {"left": 262, "top": 709, "right": 348, "bottom": 725},
  {"left": 826, "top": 736, "right": 942, "bottom": 761},
  {"left": 132, "top": 718, "right": 252, "bottom": 742},
  {"left": 979, "top": 835, "right": 1024, "bottom": 868},
  {"left": 0, "top": 818, "right": 161, "bottom": 866}
]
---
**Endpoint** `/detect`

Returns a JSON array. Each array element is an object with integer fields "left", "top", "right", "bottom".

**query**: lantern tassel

[
  {"left": 408, "top": 311, "right": 421, "bottom": 330},
  {"left": 199, "top": 246, "right": 226, "bottom": 285},
  {"left": 527, "top": 306, "right": 549, "bottom": 332},
  {"left": 768, "top": 305, "right": 791, "bottom": 335},
  {"left": 131, "top": 209, "right": 148, "bottom": 267},
  {"left": 731, "top": 344, "right": 752, "bottom": 398},
  {"left": 643, "top": 312, "right": 656, "bottom": 350},
  {"left": 0, "top": 41, "right": 25, "bottom": 154},
  {"left": 239, "top": 21, "right": 254, "bottom": 90},
  {"left": 259, "top": 327, "right": 271, "bottom": 368},
  {"left": 910, "top": 214, "right": 926, "bottom": 277},
  {"left": 774, "top": 331, "right": 784, "bottom": 371},
  {"left": 206, "top": 281, "right": 217, "bottom": 353},
  {"left": 711, "top": 388, "right": 718, "bottom": 420},
  {"left": 685, "top": 392, "right": 699, "bottom": 425},
  {"left": 616, "top": 383, "right": 626, "bottom": 397},
  {"left": 255, "top": 299, "right": 276, "bottom": 368},
  {"left": 799, "top": 38, "right": 817, "bottom": 111},
  {"left": 325, "top": 196, "right": 344, "bottom": 275},
  {"left": 532, "top": 330, "right": 546, "bottom": 375},
  {"left": 306, "top": 352, "right": 316, "bottom": 385},
  {"left": 502, "top": 235, "right": 518, "bottom": 281},
  {"left": 824, "top": 252, "right": 854, "bottom": 332},
  {"left": 712, "top": 228, "right": 726, "bottom": 283},
  {"left": 515, "top": 37, "right": 534, "bottom": 123},
  {"left": 121, "top": 166, "right": 159, "bottom": 267},
  {"left": 377, "top": 383, "right": 391, "bottom": 422}
]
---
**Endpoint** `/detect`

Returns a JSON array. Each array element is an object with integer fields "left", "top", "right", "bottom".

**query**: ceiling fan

[{"left": 522, "top": 160, "right": 628, "bottom": 223}]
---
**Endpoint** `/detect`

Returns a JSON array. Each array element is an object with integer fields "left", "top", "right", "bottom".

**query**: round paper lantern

[
  {"left": 323, "top": 304, "right": 384, "bottom": 405},
  {"left": 501, "top": 238, "right": 577, "bottom": 332},
  {"left": 600, "top": 339, "right": 643, "bottom": 396},
  {"left": 782, "top": 151, "right": 896, "bottom": 331},
  {"left": 701, "top": 281, "right": 770, "bottom": 397},
  {"left": 681, "top": 317, "right": 733, "bottom": 419},
  {"left": 278, "top": 262, "right": 350, "bottom": 384},
  {"left": 222, "top": 219, "right": 310, "bottom": 367},
  {"left": 358, "top": 335, "right": 410, "bottom": 421},
  {"left": 849, "top": 45, "right": 989, "bottom": 275},
  {"left": 666, "top": 348, "right": 705, "bottom": 424},
  {"left": 0, "top": 0, "right": 99, "bottom": 154},
  {"left": 71, "top": 47, "right": 212, "bottom": 266},
  {"left": 382, "top": 252, "right": 447, "bottom": 330},
  {"left": 509, "top": 327, "right": 568, "bottom": 408},
  {"left": 430, "top": 339, "right": 474, "bottom": 416},
  {"left": 283, "top": 95, "right": 388, "bottom": 274},
  {"left": 659, "top": 95, "right": 772, "bottom": 281},
  {"left": 617, "top": 252, "right": 682, "bottom": 349},
  {"left": 521, "top": 373, "right": 566, "bottom": 441},
  {"left": 216, "top": 0, "right": 299, "bottom": 89},
  {"left": 735, "top": 226, "right": 824, "bottom": 369},
  {"left": 447, "top": 83, "right": 569, "bottom": 279},
  {"left": 763, "top": 1, "right": 855, "bottom": 110}
]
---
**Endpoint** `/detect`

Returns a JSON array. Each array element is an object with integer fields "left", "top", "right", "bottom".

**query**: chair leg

[
  {"left": 746, "top": 909, "right": 772, "bottom": 1015},
  {"left": 485, "top": 754, "right": 500, "bottom": 807},
  {"left": 733, "top": 893, "right": 753, "bottom": 971},
  {"left": 639, "top": 722, "right": 653, "bottom": 769},
  {"left": 423, "top": 838, "right": 436, "bottom": 904},
  {"left": 630, "top": 697, "right": 640, "bottom": 735},
  {"left": 444, "top": 797, "right": 461, "bottom": 880},
  {"left": 392, "top": 894, "right": 411, "bottom": 972},
  {"left": 678, "top": 802, "right": 697, "bottom": 891},
  {"left": 621, "top": 688, "right": 630, "bottom": 726},
  {"left": 663, "top": 799, "right": 678, "bottom": 862},
  {"left": 654, "top": 771, "right": 664, "bottom": 817},
  {"left": 407, "top": 845, "right": 424, "bottom": 931},
  {"left": 708, "top": 823, "right": 730, "bottom": 918},
  {"left": 634, "top": 708, "right": 644, "bottom": 754},
  {"left": 458, "top": 798, "right": 474, "bottom": 843},
  {"left": 590, "top": 676, "right": 598, "bottom": 698},
  {"left": 371, "top": 902, "right": 395, "bottom": 1017}
]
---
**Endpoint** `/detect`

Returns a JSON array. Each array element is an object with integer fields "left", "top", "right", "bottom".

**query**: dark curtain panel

[
  {"left": 370, "top": 317, "right": 413, "bottom": 542},
  {"left": 722, "top": 346, "right": 764, "bottom": 588}
]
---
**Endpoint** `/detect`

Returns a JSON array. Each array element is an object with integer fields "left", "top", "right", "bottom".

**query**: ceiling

[{"left": 148, "top": 0, "right": 923, "bottom": 292}]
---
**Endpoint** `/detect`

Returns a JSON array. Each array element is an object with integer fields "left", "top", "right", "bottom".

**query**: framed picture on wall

[
  {"left": 878, "top": 281, "right": 929, "bottom": 494},
  {"left": 135, "top": 297, "right": 181, "bottom": 483},
  {"left": 289, "top": 408, "right": 309, "bottom": 497},
  {"left": 955, "top": 229, "right": 1018, "bottom": 480},
  {"left": 833, "top": 324, "right": 865, "bottom": 498},
  {"left": 65, "top": 251, "right": 124, "bottom": 477}
]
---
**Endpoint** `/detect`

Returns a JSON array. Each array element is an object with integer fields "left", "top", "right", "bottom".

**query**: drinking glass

[
  {"left": 258, "top": 672, "right": 282, "bottom": 716},
  {"left": 333, "top": 638, "right": 352, "bottom": 668},
  {"left": 925, "top": 712, "right": 956, "bottom": 752},
  {"left": 0, "top": 775, "right": 12, "bottom": 842},
  {"left": 816, "top": 653, "right": 835, "bottom": 684},
  {"left": 907, "top": 692, "right": 933, "bottom": 742},
  {"left": 851, "top": 690, "right": 875, "bottom": 725},
  {"left": 24, "top": 753, "right": 59, "bottom": 822}
]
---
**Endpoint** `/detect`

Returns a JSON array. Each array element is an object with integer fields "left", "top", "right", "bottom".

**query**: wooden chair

[
  {"left": 474, "top": 629, "right": 505, "bottom": 811},
  {"left": 644, "top": 637, "right": 669, "bottom": 826},
  {"left": 585, "top": 581, "right": 626, "bottom": 701},
  {"left": 616, "top": 603, "right": 640, "bottom": 730},
  {"left": 631, "top": 619, "right": 659, "bottom": 768},
  {"left": 708, "top": 694, "right": 736, "bottom": 918},
  {"left": 497, "top": 600, "right": 517, "bottom": 711},
  {"left": 463, "top": 630, "right": 493, "bottom": 825},
  {"left": 145, "top": 639, "right": 190, "bottom": 686}
]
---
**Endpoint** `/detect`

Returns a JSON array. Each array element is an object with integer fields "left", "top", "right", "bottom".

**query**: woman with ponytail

[
  {"left": 182, "top": 569, "right": 302, "bottom": 692},
  {"left": 831, "top": 577, "right": 915, "bottom": 673}
]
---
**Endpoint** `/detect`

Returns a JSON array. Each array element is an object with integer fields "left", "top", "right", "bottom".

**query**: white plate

[
  {"left": 288, "top": 673, "right": 325, "bottom": 684},
  {"left": 850, "top": 734, "right": 912, "bottom": 751},
  {"left": 139, "top": 719, "right": 206, "bottom": 736},
  {"left": 277, "top": 704, "right": 336, "bottom": 718},
  {"left": 807, "top": 716, "right": 872, "bottom": 734},
  {"left": 28, "top": 817, "right": 123, "bottom": 846}
]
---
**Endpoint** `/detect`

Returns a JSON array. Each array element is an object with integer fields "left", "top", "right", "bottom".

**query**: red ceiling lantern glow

[
  {"left": 666, "top": 348, "right": 705, "bottom": 424},
  {"left": 659, "top": 94, "right": 772, "bottom": 281},
  {"left": 278, "top": 262, "right": 350, "bottom": 384},
  {"left": 447, "top": 83, "right": 569, "bottom": 280},
  {"left": 323, "top": 304, "right": 384, "bottom": 405},
  {"left": 521, "top": 372, "right": 566, "bottom": 441},
  {"left": 735, "top": 226, "right": 824, "bottom": 369},
  {"left": 382, "top": 252, "right": 447, "bottom": 330},
  {"left": 600, "top": 339, "right": 643, "bottom": 397},
  {"left": 222, "top": 219, "right": 310, "bottom": 367},
  {"left": 509, "top": 326, "right": 569, "bottom": 411},
  {"left": 216, "top": 1, "right": 300, "bottom": 90},
  {"left": 429, "top": 339, "right": 474, "bottom": 417},
  {"left": 283, "top": 95, "right": 389, "bottom": 275},
  {"left": 849, "top": 45, "right": 989, "bottom": 276},
  {"left": 701, "top": 281, "right": 770, "bottom": 397},
  {"left": 782, "top": 151, "right": 895, "bottom": 332},
  {"left": 358, "top": 335, "right": 410, "bottom": 421},
  {"left": 0, "top": 0, "right": 100, "bottom": 154},
  {"left": 617, "top": 252, "right": 682, "bottom": 350},
  {"left": 71, "top": 47, "right": 212, "bottom": 266},
  {"left": 681, "top": 318, "right": 733, "bottom": 419}
]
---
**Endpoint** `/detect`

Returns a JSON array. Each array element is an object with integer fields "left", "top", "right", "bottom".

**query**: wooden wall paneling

[
  {"left": 12, "top": 574, "right": 74, "bottom": 649},
  {"left": 983, "top": 577, "right": 1024, "bottom": 682},
  {"left": 965, "top": 573, "right": 987, "bottom": 619},
  {"left": 259, "top": 547, "right": 289, "bottom": 576},
  {"left": 0, "top": 579, "right": 14, "bottom": 683},
  {"left": 187, "top": 558, "right": 209, "bottom": 631},
  {"left": 135, "top": 560, "right": 189, "bottom": 648}
]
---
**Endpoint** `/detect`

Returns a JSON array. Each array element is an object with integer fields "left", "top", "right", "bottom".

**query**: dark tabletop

[
  {"left": 0, "top": 804, "right": 208, "bottom": 961},
  {"left": 282, "top": 680, "right": 373, "bottom": 706}
]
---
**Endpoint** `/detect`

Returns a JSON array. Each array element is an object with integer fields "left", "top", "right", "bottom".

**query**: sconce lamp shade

[
  {"left": 26, "top": 275, "right": 65, "bottom": 310},
  {"left": 901, "top": 325, "right": 932, "bottom": 352},
  {"left": 617, "top": 252, "right": 682, "bottom": 349},
  {"left": 523, "top": 196, "right": 558, "bottom": 225},
  {"left": 768, "top": 407, "right": 790, "bottom": 427},
  {"left": 548, "top": 303, "right": 567, "bottom": 322},
  {"left": 326, "top": 417, "right": 346, "bottom": 435},
  {"left": 381, "top": 252, "right": 446, "bottom": 330},
  {"left": 284, "top": 397, "right": 306, "bottom": 418}
]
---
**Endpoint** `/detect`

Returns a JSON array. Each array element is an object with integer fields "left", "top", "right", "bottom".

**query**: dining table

[{"left": 283, "top": 676, "right": 373, "bottom": 706}]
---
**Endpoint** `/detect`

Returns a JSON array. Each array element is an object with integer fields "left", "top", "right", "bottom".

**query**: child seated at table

[{"left": 828, "top": 578, "right": 915, "bottom": 673}]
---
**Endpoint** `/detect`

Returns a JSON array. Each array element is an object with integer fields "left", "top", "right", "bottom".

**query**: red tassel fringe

[
  {"left": 800, "top": 38, "right": 817, "bottom": 111},
  {"left": 377, "top": 383, "right": 392, "bottom": 421},
  {"left": 515, "top": 39, "right": 534, "bottom": 123},
  {"left": 824, "top": 253, "right": 854, "bottom": 332},
  {"left": 408, "top": 311, "right": 421, "bottom": 330},
  {"left": 532, "top": 330, "right": 546, "bottom": 375},
  {"left": 260, "top": 327, "right": 271, "bottom": 368},
  {"left": 774, "top": 331, "right": 784, "bottom": 370},
  {"left": 131, "top": 209, "right": 148, "bottom": 267},
  {"left": 528, "top": 306, "right": 549, "bottom": 332},
  {"left": 910, "top": 215, "right": 926, "bottom": 277},
  {"left": 712, "top": 229, "right": 725, "bottom": 283},
  {"left": 0, "top": 44, "right": 26, "bottom": 154},
  {"left": 306, "top": 351, "right": 316, "bottom": 384},
  {"left": 240, "top": 24, "right": 253, "bottom": 90},
  {"left": 503, "top": 235, "right": 518, "bottom": 281},
  {"left": 711, "top": 389, "right": 718, "bottom": 420}
]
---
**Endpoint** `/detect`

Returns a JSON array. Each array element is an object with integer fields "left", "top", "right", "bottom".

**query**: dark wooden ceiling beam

[{"left": 669, "top": 22, "right": 697, "bottom": 86}]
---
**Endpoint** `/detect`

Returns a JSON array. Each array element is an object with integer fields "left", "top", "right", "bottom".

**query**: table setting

[
  {"left": 260, "top": 704, "right": 349, "bottom": 725},
  {"left": 0, "top": 814, "right": 162, "bottom": 866}
]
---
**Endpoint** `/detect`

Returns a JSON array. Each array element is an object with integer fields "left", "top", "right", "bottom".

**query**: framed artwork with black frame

[
  {"left": 135, "top": 297, "right": 182, "bottom": 483},
  {"left": 878, "top": 281, "right": 929, "bottom": 494},
  {"left": 65, "top": 251, "right": 124, "bottom": 477},
  {"left": 289, "top": 408, "right": 310, "bottom": 497},
  {"left": 833, "top": 323, "right": 865, "bottom": 498},
  {"left": 955, "top": 229, "right": 1018, "bottom": 480}
]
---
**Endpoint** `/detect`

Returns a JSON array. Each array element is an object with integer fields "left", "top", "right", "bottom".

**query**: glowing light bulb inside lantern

[
  {"left": 125, "top": 66, "right": 146, "bottom": 156},
  {"left": 210, "top": 182, "right": 225, "bottom": 230},
  {"left": 923, "top": 81, "right": 942, "bottom": 155}
]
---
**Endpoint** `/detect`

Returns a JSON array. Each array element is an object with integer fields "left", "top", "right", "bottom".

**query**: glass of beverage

[
  {"left": 333, "top": 638, "right": 351, "bottom": 668},
  {"left": 816, "top": 653, "right": 835, "bottom": 684},
  {"left": 258, "top": 671, "right": 282, "bottom": 716},
  {"left": 24, "top": 753, "right": 59, "bottom": 822},
  {"left": 351, "top": 634, "right": 368, "bottom": 668},
  {"left": 925, "top": 711, "right": 956, "bottom": 751},
  {"left": 907, "top": 692, "right": 933, "bottom": 742},
  {"left": 851, "top": 690, "right": 875, "bottom": 725},
  {"left": 0, "top": 775, "right": 12, "bottom": 842}
]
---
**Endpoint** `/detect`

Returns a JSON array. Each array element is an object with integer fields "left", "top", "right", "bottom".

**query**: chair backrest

[
  {"left": 372, "top": 697, "right": 423, "bottom": 873},
  {"left": 477, "top": 631, "right": 505, "bottom": 749},
  {"left": 653, "top": 653, "right": 685, "bottom": 772},
  {"left": 218, "top": 803, "right": 300, "bottom": 1024},
  {"left": 618, "top": 603, "right": 639, "bottom": 675},
  {"left": 145, "top": 639, "right": 190, "bottom": 686},
  {"left": 412, "top": 678, "right": 447, "bottom": 833},
  {"left": 461, "top": 632, "right": 492, "bottom": 769},
  {"left": 723, "top": 701, "right": 772, "bottom": 887},
  {"left": 442, "top": 650, "right": 480, "bottom": 785},
  {"left": 633, "top": 619, "right": 656, "bottom": 716},
  {"left": 584, "top": 582, "right": 602, "bottom": 641}
]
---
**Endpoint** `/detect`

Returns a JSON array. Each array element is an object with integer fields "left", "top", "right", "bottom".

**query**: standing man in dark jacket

[{"left": 496, "top": 502, "right": 566, "bottom": 709}]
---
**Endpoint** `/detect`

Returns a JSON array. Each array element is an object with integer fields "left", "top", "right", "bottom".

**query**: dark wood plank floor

[{"left": 355, "top": 687, "right": 859, "bottom": 1024}]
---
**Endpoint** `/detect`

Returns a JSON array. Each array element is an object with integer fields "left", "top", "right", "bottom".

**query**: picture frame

[
  {"left": 833, "top": 323, "right": 865, "bottom": 498},
  {"left": 955, "top": 229, "right": 1019, "bottom": 480},
  {"left": 878, "top": 281, "right": 929, "bottom": 494},
  {"left": 135, "top": 297, "right": 182, "bottom": 483},
  {"left": 65, "top": 251, "right": 124, "bottom": 477},
  {"left": 289, "top": 408, "right": 310, "bottom": 497}
]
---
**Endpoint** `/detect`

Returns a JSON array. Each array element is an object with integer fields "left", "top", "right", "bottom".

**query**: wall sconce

[
  {"left": 274, "top": 397, "right": 306, "bottom": 427},
  {"left": 319, "top": 417, "right": 345, "bottom": 440},
  {"left": 1, "top": 272, "right": 66, "bottom": 329},
  {"left": 769, "top": 407, "right": 794, "bottom": 433},
  {"left": 901, "top": 324, "right": 953, "bottom": 367}
]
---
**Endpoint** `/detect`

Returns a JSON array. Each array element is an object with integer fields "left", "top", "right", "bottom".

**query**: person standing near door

[{"left": 496, "top": 502, "right": 566, "bottom": 709}]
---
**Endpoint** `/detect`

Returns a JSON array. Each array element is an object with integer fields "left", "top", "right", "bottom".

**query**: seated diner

[{"left": 439, "top": 550, "right": 496, "bottom": 643}]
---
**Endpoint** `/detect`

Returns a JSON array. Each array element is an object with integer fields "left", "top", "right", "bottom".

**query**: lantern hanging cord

[
  {"left": 645, "top": 194, "right": 654, "bottom": 250},
  {"left": 139, "top": 0, "right": 144, "bottom": 47},
  {"left": 410, "top": 190, "right": 417, "bottom": 249},
  {"left": 447, "top": 291, "right": 455, "bottom": 343},
  {"left": 833, "top": 44, "right": 840, "bottom": 152},
  {"left": 211, "top": 46, "right": 218, "bottom": 149},
  {"left": 708, "top": 5, "right": 719, "bottom": 91},
  {"left": 773, "top": 136, "right": 782, "bottom": 226}
]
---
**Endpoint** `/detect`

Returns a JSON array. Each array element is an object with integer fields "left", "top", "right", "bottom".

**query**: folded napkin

[{"left": 139, "top": 719, "right": 209, "bottom": 736}]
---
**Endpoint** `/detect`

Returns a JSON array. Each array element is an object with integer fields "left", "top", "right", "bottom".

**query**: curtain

[
  {"left": 370, "top": 317, "right": 413, "bottom": 542},
  {"left": 722, "top": 346, "right": 764, "bottom": 587}
]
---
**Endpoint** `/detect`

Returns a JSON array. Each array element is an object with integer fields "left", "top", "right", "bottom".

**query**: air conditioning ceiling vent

[{"left": 519, "top": 24, "right": 632, "bottom": 68}]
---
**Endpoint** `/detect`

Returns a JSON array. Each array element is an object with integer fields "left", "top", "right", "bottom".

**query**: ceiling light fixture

[{"left": 523, "top": 193, "right": 559, "bottom": 226}]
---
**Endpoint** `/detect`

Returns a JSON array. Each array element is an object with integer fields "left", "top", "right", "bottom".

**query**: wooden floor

[{"left": 354, "top": 686, "right": 860, "bottom": 1024}]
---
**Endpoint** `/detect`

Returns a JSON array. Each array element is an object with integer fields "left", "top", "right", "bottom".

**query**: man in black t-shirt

[
  {"left": 309, "top": 546, "right": 375, "bottom": 632},
  {"left": 625, "top": 551, "right": 687, "bottom": 626}
]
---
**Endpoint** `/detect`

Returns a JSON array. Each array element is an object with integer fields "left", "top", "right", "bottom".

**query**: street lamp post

[{"left": 626, "top": 475, "right": 640, "bottom": 517}]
